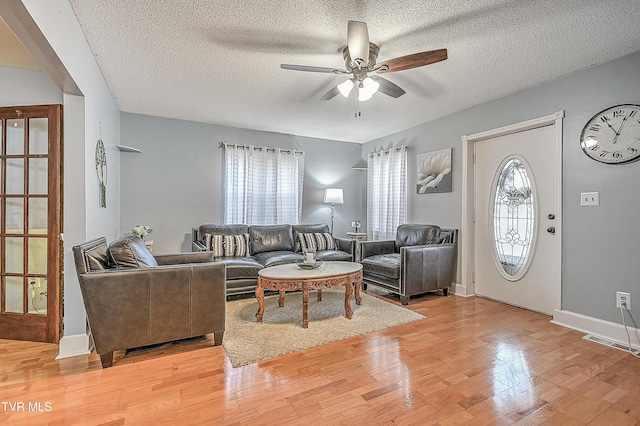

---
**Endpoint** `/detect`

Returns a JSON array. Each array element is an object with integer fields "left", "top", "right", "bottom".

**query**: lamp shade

[
  {"left": 358, "top": 77, "right": 379, "bottom": 101},
  {"left": 323, "top": 188, "right": 344, "bottom": 204},
  {"left": 338, "top": 79, "right": 354, "bottom": 97},
  {"left": 351, "top": 158, "right": 368, "bottom": 170}
]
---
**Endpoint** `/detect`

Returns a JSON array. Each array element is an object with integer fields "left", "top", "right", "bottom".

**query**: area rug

[{"left": 222, "top": 289, "right": 425, "bottom": 367}]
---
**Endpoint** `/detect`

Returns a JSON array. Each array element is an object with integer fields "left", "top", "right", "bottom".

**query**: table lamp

[{"left": 323, "top": 188, "right": 344, "bottom": 235}]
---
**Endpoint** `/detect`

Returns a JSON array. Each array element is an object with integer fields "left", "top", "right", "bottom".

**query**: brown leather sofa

[
  {"left": 73, "top": 236, "right": 226, "bottom": 368},
  {"left": 192, "top": 223, "right": 354, "bottom": 297},
  {"left": 360, "top": 225, "right": 457, "bottom": 305}
]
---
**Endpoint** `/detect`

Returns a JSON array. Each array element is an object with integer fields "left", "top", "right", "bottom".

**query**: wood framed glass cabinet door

[{"left": 0, "top": 105, "right": 62, "bottom": 343}]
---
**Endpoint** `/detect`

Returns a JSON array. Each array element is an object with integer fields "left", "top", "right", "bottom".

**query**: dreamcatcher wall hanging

[{"left": 95, "top": 123, "right": 107, "bottom": 207}]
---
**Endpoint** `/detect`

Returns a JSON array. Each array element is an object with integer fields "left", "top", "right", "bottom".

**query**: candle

[{"left": 305, "top": 252, "right": 314, "bottom": 263}]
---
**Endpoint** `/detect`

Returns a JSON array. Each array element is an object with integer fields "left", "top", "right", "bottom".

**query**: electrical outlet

[
  {"left": 616, "top": 291, "right": 631, "bottom": 309},
  {"left": 581, "top": 192, "right": 599, "bottom": 206}
]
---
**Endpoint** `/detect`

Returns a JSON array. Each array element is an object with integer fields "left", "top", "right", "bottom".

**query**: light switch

[{"left": 580, "top": 192, "right": 599, "bottom": 206}]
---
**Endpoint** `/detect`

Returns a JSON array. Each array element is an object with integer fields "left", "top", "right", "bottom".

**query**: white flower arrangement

[
  {"left": 131, "top": 225, "right": 153, "bottom": 239},
  {"left": 351, "top": 221, "right": 361, "bottom": 232}
]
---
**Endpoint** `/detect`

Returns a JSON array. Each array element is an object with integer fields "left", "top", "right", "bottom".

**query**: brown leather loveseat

[{"left": 73, "top": 236, "right": 226, "bottom": 368}]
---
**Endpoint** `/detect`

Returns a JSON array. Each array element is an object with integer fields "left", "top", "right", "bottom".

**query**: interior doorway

[{"left": 0, "top": 104, "right": 63, "bottom": 343}]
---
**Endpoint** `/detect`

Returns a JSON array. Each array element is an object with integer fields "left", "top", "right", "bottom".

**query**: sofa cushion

[
  {"left": 249, "top": 224, "right": 293, "bottom": 254},
  {"left": 395, "top": 224, "right": 441, "bottom": 251},
  {"left": 216, "top": 256, "right": 263, "bottom": 279},
  {"left": 206, "top": 233, "right": 250, "bottom": 257},
  {"left": 314, "top": 250, "right": 353, "bottom": 262},
  {"left": 361, "top": 253, "right": 401, "bottom": 280},
  {"left": 85, "top": 243, "right": 111, "bottom": 271},
  {"left": 253, "top": 250, "right": 304, "bottom": 268},
  {"left": 108, "top": 236, "right": 158, "bottom": 268},
  {"left": 298, "top": 232, "right": 336, "bottom": 252},
  {"left": 292, "top": 223, "right": 331, "bottom": 252},
  {"left": 199, "top": 224, "right": 248, "bottom": 238}
]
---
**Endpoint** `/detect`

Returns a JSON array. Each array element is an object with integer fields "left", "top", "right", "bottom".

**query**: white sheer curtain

[
  {"left": 367, "top": 145, "right": 408, "bottom": 240},
  {"left": 223, "top": 144, "right": 305, "bottom": 224}
]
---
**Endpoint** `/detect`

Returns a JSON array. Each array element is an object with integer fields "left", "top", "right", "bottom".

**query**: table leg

[
  {"left": 302, "top": 285, "right": 309, "bottom": 328},
  {"left": 255, "top": 280, "right": 265, "bottom": 323},
  {"left": 279, "top": 290, "right": 285, "bottom": 307},
  {"left": 355, "top": 277, "right": 362, "bottom": 305},
  {"left": 344, "top": 281, "right": 353, "bottom": 319},
  {"left": 317, "top": 289, "right": 322, "bottom": 301}
]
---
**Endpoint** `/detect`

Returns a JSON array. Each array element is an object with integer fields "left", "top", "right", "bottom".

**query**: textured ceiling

[{"left": 69, "top": 0, "right": 640, "bottom": 144}]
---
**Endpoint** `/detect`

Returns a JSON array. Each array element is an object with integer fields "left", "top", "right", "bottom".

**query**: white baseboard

[
  {"left": 56, "top": 333, "right": 92, "bottom": 360},
  {"left": 453, "top": 282, "right": 475, "bottom": 297},
  {"left": 552, "top": 309, "right": 640, "bottom": 348}
]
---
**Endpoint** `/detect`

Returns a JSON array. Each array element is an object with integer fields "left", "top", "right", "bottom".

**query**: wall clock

[{"left": 580, "top": 104, "right": 640, "bottom": 164}]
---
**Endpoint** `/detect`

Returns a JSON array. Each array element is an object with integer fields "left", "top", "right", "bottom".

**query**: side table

[{"left": 346, "top": 232, "right": 367, "bottom": 262}]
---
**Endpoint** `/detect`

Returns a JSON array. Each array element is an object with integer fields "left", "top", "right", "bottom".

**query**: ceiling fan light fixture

[
  {"left": 337, "top": 79, "right": 354, "bottom": 97},
  {"left": 347, "top": 21, "right": 369, "bottom": 68},
  {"left": 280, "top": 21, "right": 447, "bottom": 107},
  {"left": 358, "top": 77, "right": 379, "bottom": 101}
]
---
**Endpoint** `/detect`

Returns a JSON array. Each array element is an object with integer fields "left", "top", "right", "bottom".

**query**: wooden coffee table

[{"left": 256, "top": 261, "right": 363, "bottom": 328}]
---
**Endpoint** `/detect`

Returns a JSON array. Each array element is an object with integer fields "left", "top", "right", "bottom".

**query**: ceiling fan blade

[
  {"left": 347, "top": 21, "right": 369, "bottom": 67},
  {"left": 378, "top": 49, "right": 448, "bottom": 73},
  {"left": 372, "top": 76, "right": 406, "bottom": 98},
  {"left": 281, "top": 64, "right": 346, "bottom": 73},
  {"left": 320, "top": 86, "right": 340, "bottom": 101}
]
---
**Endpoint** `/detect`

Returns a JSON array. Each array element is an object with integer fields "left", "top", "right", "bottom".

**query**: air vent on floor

[{"left": 583, "top": 334, "right": 640, "bottom": 355}]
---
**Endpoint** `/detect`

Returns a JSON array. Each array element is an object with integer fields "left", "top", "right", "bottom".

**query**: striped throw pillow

[
  {"left": 298, "top": 232, "right": 336, "bottom": 252},
  {"left": 224, "top": 234, "right": 249, "bottom": 257},
  {"left": 206, "top": 233, "right": 249, "bottom": 257},
  {"left": 204, "top": 233, "right": 213, "bottom": 251}
]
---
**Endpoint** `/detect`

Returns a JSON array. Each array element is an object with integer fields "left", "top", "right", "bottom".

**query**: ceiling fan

[{"left": 281, "top": 21, "right": 447, "bottom": 104}]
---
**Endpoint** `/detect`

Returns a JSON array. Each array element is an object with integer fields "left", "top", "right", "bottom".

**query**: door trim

[{"left": 460, "top": 111, "right": 564, "bottom": 302}]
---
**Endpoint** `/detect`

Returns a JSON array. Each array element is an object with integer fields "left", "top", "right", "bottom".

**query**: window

[
  {"left": 491, "top": 156, "right": 536, "bottom": 280},
  {"left": 367, "top": 146, "right": 408, "bottom": 240},
  {"left": 222, "top": 144, "right": 305, "bottom": 225}
]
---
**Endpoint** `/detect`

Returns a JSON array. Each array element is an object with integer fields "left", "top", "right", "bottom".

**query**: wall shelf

[{"left": 116, "top": 145, "right": 142, "bottom": 153}]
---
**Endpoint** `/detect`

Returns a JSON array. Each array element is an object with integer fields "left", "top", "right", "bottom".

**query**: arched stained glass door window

[{"left": 490, "top": 156, "right": 537, "bottom": 281}]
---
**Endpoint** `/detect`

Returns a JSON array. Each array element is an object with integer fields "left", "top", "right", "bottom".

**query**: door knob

[
  {"left": 547, "top": 227, "right": 556, "bottom": 235},
  {"left": 548, "top": 214, "right": 555, "bottom": 220}
]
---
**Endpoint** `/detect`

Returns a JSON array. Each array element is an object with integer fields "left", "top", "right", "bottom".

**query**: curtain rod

[
  {"left": 369, "top": 145, "right": 409, "bottom": 157},
  {"left": 219, "top": 142, "right": 304, "bottom": 155}
]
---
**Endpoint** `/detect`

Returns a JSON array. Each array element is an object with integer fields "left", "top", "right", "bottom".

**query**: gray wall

[
  {"left": 120, "top": 113, "right": 364, "bottom": 252},
  {"left": 0, "top": 66, "right": 62, "bottom": 105},
  {"left": 363, "top": 51, "right": 640, "bottom": 326}
]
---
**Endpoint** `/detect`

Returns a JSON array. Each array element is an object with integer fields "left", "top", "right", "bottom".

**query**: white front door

[{"left": 474, "top": 122, "right": 561, "bottom": 315}]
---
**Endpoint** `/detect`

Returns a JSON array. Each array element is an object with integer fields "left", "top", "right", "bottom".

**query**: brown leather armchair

[
  {"left": 73, "top": 236, "right": 226, "bottom": 368},
  {"left": 360, "top": 225, "right": 457, "bottom": 305}
]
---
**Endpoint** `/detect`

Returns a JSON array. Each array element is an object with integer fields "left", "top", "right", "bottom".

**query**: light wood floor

[{"left": 1, "top": 291, "right": 640, "bottom": 425}]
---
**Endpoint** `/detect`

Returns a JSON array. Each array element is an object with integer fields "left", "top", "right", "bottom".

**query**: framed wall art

[{"left": 417, "top": 148, "right": 452, "bottom": 193}]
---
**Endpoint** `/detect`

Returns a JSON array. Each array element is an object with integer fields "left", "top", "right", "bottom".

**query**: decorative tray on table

[{"left": 296, "top": 260, "right": 323, "bottom": 270}]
